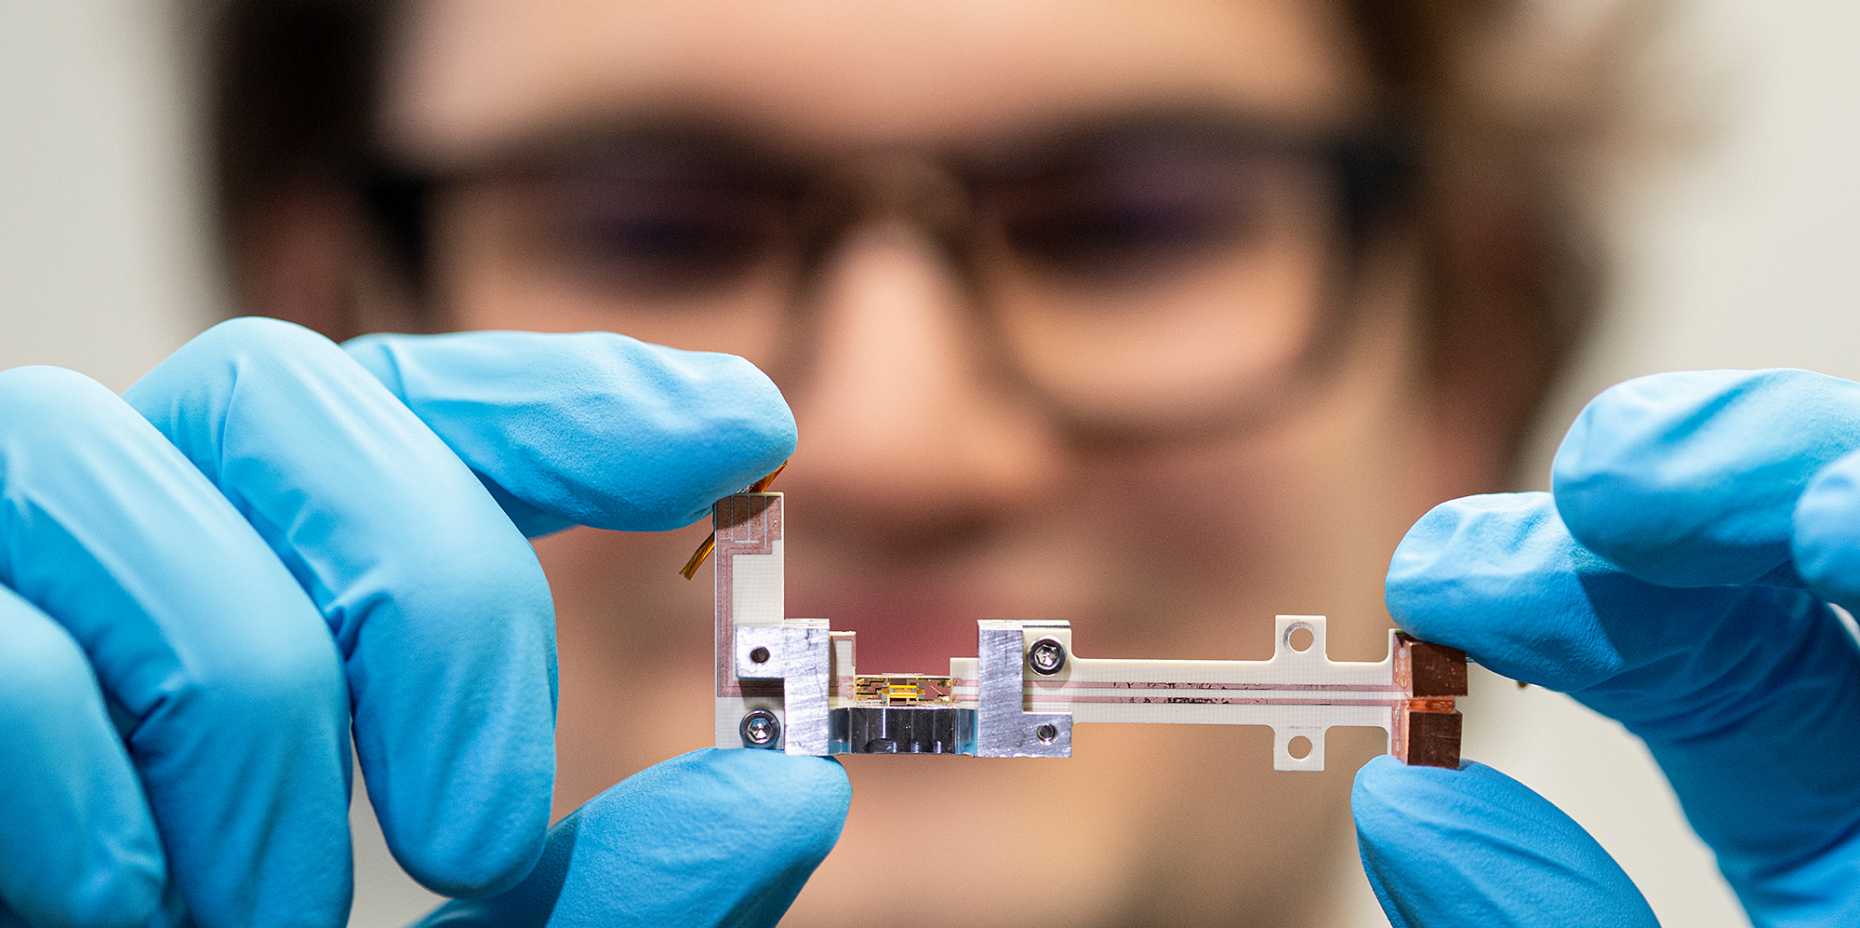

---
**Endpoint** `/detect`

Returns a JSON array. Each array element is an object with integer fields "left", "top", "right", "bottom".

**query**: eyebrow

[
  {"left": 433, "top": 116, "right": 811, "bottom": 180},
  {"left": 407, "top": 102, "right": 1375, "bottom": 178}
]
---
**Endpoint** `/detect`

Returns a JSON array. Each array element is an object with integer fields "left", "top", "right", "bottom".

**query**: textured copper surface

[
  {"left": 1391, "top": 634, "right": 1466, "bottom": 766},
  {"left": 1392, "top": 704, "right": 1463, "bottom": 768},
  {"left": 1394, "top": 633, "right": 1469, "bottom": 698}
]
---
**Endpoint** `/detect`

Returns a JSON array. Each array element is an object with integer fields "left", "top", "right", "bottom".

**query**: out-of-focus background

[{"left": 3, "top": 3, "right": 1857, "bottom": 925}]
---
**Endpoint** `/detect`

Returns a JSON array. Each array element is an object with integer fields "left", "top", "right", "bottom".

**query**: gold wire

[{"left": 678, "top": 462, "right": 788, "bottom": 579}]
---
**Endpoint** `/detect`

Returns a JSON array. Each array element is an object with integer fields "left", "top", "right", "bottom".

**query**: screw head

[
  {"left": 1028, "top": 637, "right": 1067, "bottom": 675},
  {"left": 1035, "top": 723, "right": 1059, "bottom": 744},
  {"left": 740, "top": 708, "right": 781, "bottom": 748}
]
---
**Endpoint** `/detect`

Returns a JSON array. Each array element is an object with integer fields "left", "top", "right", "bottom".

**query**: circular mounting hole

[
  {"left": 1287, "top": 735, "right": 1313, "bottom": 760},
  {"left": 1035, "top": 723, "right": 1058, "bottom": 744},
  {"left": 1286, "top": 624, "right": 1315, "bottom": 653},
  {"left": 748, "top": 646, "right": 770, "bottom": 665}
]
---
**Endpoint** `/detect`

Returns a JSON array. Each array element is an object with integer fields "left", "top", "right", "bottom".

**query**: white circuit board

[{"left": 709, "top": 492, "right": 1463, "bottom": 770}]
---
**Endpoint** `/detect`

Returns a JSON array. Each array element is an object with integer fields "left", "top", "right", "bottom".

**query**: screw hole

[
  {"left": 1286, "top": 624, "right": 1315, "bottom": 653},
  {"left": 1287, "top": 735, "right": 1313, "bottom": 760},
  {"left": 1035, "top": 724, "right": 1058, "bottom": 744},
  {"left": 749, "top": 646, "right": 770, "bottom": 665}
]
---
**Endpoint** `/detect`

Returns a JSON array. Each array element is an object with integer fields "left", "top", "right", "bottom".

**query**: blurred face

[{"left": 371, "top": 1, "right": 1474, "bottom": 923}]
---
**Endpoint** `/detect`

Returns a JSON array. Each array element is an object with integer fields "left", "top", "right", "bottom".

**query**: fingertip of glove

[
  {"left": 1351, "top": 755, "right": 1466, "bottom": 839},
  {"left": 386, "top": 764, "right": 553, "bottom": 899},
  {"left": 43, "top": 859, "right": 168, "bottom": 928},
  {"left": 476, "top": 751, "right": 847, "bottom": 927},
  {"left": 559, "top": 333, "right": 797, "bottom": 528},
  {"left": 697, "top": 749, "right": 852, "bottom": 856},
  {"left": 1350, "top": 755, "right": 1405, "bottom": 830},
  {"left": 1356, "top": 757, "right": 1597, "bottom": 862},
  {"left": 1351, "top": 756, "right": 1483, "bottom": 928},
  {"left": 1794, "top": 449, "right": 1860, "bottom": 606},
  {"left": 397, "top": 821, "right": 549, "bottom": 900},
  {"left": 1384, "top": 498, "right": 1472, "bottom": 632},
  {"left": 1551, "top": 373, "right": 1698, "bottom": 583},
  {"left": 361, "top": 331, "right": 796, "bottom": 531},
  {"left": 1385, "top": 493, "right": 1550, "bottom": 643},
  {"left": 662, "top": 348, "right": 797, "bottom": 523},
  {"left": 697, "top": 350, "right": 798, "bottom": 459},
  {"left": 1554, "top": 369, "right": 1855, "bottom": 586},
  {"left": 0, "top": 366, "right": 131, "bottom": 442},
  {"left": 1353, "top": 758, "right": 1662, "bottom": 928}
]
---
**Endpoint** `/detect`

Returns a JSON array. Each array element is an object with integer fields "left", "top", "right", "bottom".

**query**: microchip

[{"left": 853, "top": 674, "right": 954, "bottom": 706}]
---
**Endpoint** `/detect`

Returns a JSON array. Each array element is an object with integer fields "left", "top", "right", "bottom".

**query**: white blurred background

[{"left": 4, "top": 2, "right": 1858, "bottom": 925}]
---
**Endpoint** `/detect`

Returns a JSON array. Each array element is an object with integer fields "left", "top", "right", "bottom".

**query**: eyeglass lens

[{"left": 427, "top": 115, "right": 1366, "bottom": 435}]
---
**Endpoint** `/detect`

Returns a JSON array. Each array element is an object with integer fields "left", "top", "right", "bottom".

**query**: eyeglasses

[{"left": 365, "top": 111, "right": 1416, "bottom": 440}]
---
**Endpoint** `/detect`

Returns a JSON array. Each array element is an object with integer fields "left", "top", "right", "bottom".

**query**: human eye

[
  {"left": 997, "top": 157, "right": 1273, "bottom": 282},
  {"left": 1006, "top": 188, "right": 1260, "bottom": 275},
  {"left": 542, "top": 183, "right": 779, "bottom": 293}
]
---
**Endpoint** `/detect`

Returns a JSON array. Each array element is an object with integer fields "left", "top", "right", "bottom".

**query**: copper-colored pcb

[{"left": 679, "top": 463, "right": 786, "bottom": 580}]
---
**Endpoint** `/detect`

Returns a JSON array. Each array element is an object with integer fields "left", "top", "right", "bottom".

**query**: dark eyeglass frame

[{"left": 358, "top": 110, "right": 1421, "bottom": 444}]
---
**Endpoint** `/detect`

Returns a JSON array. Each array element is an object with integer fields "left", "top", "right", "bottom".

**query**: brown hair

[{"left": 206, "top": 0, "right": 1629, "bottom": 469}]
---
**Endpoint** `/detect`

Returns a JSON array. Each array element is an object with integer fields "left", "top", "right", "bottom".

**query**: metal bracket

[{"left": 974, "top": 620, "right": 1071, "bottom": 758}]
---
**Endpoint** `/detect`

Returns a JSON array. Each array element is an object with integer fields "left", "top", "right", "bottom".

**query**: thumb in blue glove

[
  {"left": 417, "top": 750, "right": 849, "bottom": 928},
  {"left": 1354, "top": 758, "right": 1657, "bottom": 928}
]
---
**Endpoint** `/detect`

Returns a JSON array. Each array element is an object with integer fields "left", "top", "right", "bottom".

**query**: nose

[{"left": 782, "top": 220, "right": 1062, "bottom": 560}]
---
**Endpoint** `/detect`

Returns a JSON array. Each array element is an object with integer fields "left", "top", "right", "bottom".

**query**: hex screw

[
  {"left": 740, "top": 708, "right": 781, "bottom": 748},
  {"left": 1028, "top": 637, "right": 1067, "bottom": 675}
]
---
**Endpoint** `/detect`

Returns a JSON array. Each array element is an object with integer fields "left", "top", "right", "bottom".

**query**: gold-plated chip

[{"left": 853, "top": 674, "right": 954, "bottom": 706}]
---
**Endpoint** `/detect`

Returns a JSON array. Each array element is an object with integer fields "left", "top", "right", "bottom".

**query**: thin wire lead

[{"left": 679, "top": 463, "right": 788, "bottom": 579}]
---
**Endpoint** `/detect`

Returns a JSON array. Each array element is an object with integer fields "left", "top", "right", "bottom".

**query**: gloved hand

[
  {"left": 0, "top": 318, "right": 849, "bottom": 927},
  {"left": 1352, "top": 369, "right": 1860, "bottom": 927}
]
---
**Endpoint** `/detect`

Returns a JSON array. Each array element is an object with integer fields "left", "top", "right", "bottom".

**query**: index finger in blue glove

[
  {"left": 344, "top": 329, "right": 797, "bottom": 537},
  {"left": 128, "top": 319, "right": 559, "bottom": 898},
  {"left": 1389, "top": 492, "right": 1860, "bottom": 923},
  {"left": 127, "top": 320, "right": 798, "bottom": 898},
  {"left": 415, "top": 750, "right": 850, "bottom": 928},
  {"left": 1552, "top": 368, "right": 1860, "bottom": 587},
  {"left": 1353, "top": 757, "right": 1657, "bottom": 928},
  {"left": 1790, "top": 444, "right": 1860, "bottom": 611}
]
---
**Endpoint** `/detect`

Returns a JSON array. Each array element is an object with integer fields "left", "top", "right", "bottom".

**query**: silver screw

[
  {"left": 1035, "top": 723, "right": 1059, "bottom": 744},
  {"left": 740, "top": 709, "right": 781, "bottom": 748},
  {"left": 1028, "top": 637, "right": 1066, "bottom": 675}
]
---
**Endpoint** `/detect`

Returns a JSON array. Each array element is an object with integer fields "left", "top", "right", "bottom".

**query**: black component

[{"left": 835, "top": 706, "right": 961, "bottom": 754}]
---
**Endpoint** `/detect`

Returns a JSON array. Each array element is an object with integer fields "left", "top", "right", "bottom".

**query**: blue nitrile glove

[
  {"left": 1353, "top": 369, "right": 1860, "bottom": 927},
  {"left": 0, "top": 317, "right": 848, "bottom": 927}
]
